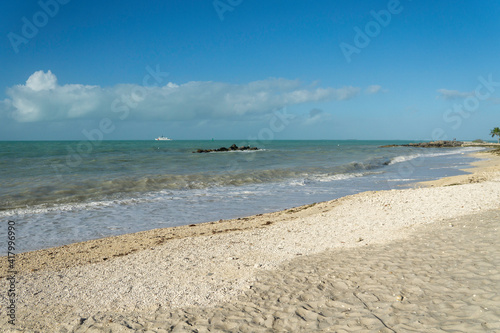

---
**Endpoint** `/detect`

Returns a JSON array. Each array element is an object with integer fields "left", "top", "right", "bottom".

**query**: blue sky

[{"left": 1, "top": 0, "right": 499, "bottom": 140}]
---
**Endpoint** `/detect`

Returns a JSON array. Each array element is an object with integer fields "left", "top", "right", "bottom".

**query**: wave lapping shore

[
  {"left": 1, "top": 151, "right": 499, "bottom": 331},
  {"left": 0, "top": 140, "right": 487, "bottom": 254}
]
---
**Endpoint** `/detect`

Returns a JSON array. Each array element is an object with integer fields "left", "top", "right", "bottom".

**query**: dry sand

[{"left": 1, "top": 150, "right": 500, "bottom": 332}]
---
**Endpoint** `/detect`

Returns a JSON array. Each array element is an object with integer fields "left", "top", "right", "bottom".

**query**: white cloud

[
  {"left": 365, "top": 85, "right": 381, "bottom": 94},
  {"left": 436, "top": 89, "right": 473, "bottom": 100},
  {"left": 364, "top": 85, "right": 387, "bottom": 94},
  {"left": 7, "top": 82, "right": 106, "bottom": 122},
  {"left": 0, "top": 98, "right": 12, "bottom": 112},
  {"left": 2, "top": 71, "right": 362, "bottom": 123},
  {"left": 25, "top": 70, "right": 58, "bottom": 91}
]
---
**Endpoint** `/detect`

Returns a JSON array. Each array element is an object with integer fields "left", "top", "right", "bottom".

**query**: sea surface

[{"left": 0, "top": 140, "right": 484, "bottom": 254}]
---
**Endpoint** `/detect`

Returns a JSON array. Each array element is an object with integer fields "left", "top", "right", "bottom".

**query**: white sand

[{"left": 1, "top": 151, "right": 499, "bottom": 332}]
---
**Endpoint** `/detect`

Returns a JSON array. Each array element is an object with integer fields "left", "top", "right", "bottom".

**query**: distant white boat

[{"left": 155, "top": 136, "right": 172, "bottom": 141}]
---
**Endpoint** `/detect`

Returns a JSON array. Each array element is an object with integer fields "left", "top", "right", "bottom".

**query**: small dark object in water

[{"left": 193, "top": 144, "right": 259, "bottom": 153}]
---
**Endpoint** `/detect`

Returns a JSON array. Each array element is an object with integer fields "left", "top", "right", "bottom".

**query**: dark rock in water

[
  {"left": 237, "top": 146, "right": 259, "bottom": 151},
  {"left": 408, "top": 140, "right": 464, "bottom": 148},
  {"left": 193, "top": 144, "right": 259, "bottom": 153},
  {"left": 380, "top": 140, "right": 464, "bottom": 148}
]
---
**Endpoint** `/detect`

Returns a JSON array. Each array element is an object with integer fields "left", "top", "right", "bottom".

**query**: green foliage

[
  {"left": 491, "top": 127, "right": 500, "bottom": 143},
  {"left": 472, "top": 139, "right": 485, "bottom": 143}
]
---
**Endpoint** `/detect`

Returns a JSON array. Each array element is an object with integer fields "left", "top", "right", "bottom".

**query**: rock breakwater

[
  {"left": 381, "top": 140, "right": 463, "bottom": 148},
  {"left": 193, "top": 144, "right": 259, "bottom": 153}
]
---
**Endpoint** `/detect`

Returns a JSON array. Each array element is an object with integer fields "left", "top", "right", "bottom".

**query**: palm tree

[{"left": 491, "top": 127, "right": 500, "bottom": 143}]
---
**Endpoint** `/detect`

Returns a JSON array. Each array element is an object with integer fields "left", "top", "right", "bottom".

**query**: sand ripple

[{"left": 61, "top": 210, "right": 500, "bottom": 332}]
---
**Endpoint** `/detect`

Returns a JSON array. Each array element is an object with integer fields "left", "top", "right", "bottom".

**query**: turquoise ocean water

[{"left": 0, "top": 140, "right": 483, "bottom": 253}]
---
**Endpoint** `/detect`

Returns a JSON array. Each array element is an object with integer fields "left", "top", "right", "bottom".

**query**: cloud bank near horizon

[
  {"left": 1, "top": 70, "right": 371, "bottom": 123},
  {"left": 436, "top": 88, "right": 473, "bottom": 100}
]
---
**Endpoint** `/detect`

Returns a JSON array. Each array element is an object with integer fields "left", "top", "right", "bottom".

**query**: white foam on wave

[
  {"left": 389, "top": 154, "right": 423, "bottom": 165},
  {"left": 388, "top": 147, "right": 485, "bottom": 166},
  {"left": 312, "top": 172, "right": 366, "bottom": 182},
  {"left": 289, "top": 179, "right": 307, "bottom": 186},
  {"left": 288, "top": 171, "right": 375, "bottom": 187},
  {"left": 0, "top": 182, "right": 276, "bottom": 221},
  {"left": 0, "top": 196, "right": 147, "bottom": 218}
]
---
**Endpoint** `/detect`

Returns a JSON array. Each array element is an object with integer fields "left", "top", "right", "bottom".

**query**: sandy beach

[{"left": 1, "top": 149, "right": 500, "bottom": 332}]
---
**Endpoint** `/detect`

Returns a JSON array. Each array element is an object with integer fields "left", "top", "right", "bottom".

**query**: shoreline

[
  {"left": 1, "top": 150, "right": 500, "bottom": 331},
  {"left": 418, "top": 149, "right": 500, "bottom": 187},
  {"left": 1, "top": 148, "right": 496, "bottom": 273},
  {"left": 0, "top": 143, "right": 490, "bottom": 256}
]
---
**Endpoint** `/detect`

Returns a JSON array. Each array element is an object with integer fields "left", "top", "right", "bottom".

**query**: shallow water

[{"left": 0, "top": 140, "right": 483, "bottom": 253}]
